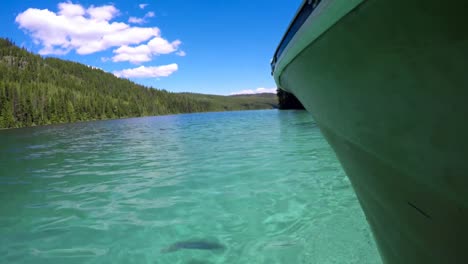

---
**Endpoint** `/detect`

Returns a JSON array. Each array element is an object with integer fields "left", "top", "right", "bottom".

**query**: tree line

[{"left": 0, "top": 38, "right": 277, "bottom": 129}]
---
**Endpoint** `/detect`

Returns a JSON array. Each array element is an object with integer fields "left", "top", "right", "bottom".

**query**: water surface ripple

[{"left": 0, "top": 110, "right": 381, "bottom": 263}]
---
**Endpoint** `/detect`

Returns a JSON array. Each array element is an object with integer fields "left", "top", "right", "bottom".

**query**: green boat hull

[{"left": 274, "top": 0, "right": 468, "bottom": 263}]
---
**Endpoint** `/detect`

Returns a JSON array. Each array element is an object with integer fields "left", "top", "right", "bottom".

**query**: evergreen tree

[
  {"left": 0, "top": 38, "right": 278, "bottom": 129},
  {"left": 66, "top": 100, "right": 76, "bottom": 122},
  {"left": 0, "top": 101, "right": 15, "bottom": 128}
]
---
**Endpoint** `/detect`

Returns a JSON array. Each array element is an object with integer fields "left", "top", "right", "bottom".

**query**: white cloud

[
  {"left": 112, "top": 37, "right": 181, "bottom": 64},
  {"left": 15, "top": 2, "right": 167, "bottom": 55},
  {"left": 128, "top": 11, "right": 156, "bottom": 24},
  {"left": 139, "top": 4, "right": 148, "bottom": 9},
  {"left": 58, "top": 2, "right": 85, "bottom": 17},
  {"left": 176, "top": 50, "right": 186, "bottom": 57},
  {"left": 148, "top": 37, "right": 180, "bottom": 54},
  {"left": 230, "top": 87, "right": 277, "bottom": 95},
  {"left": 112, "top": 44, "right": 151, "bottom": 63},
  {"left": 114, "top": 64, "right": 178, "bottom": 78},
  {"left": 128, "top": 16, "right": 144, "bottom": 24},
  {"left": 87, "top": 5, "right": 119, "bottom": 21}
]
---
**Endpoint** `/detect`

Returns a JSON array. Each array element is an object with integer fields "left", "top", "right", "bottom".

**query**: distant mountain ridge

[{"left": 0, "top": 38, "right": 278, "bottom": 129}]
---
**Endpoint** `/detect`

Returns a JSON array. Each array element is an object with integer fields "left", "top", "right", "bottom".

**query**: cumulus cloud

[
  {"left": 87, "top": 5, "right": 119, "bottom": 21},
  {"left": 15, "top": 2, "right": 169, "bottom": 56},
  {"left": 128, "top": 11, "right": 155, "bottom": 25},
  {"left": 148, "top": 37, "right": 181, "bottom": 54},
  {"left": 230, "top": 87, "right": 277, "bottom": 95},
  {"left": 139, "top": 4, "right": 148, "bottom": 9},
  {"left": 176, "top": 50, "right": 186, "bottom": 57},
  {"left": 112, "top": 37, "right": 181, "bottom": 64},
  {"left": 128, "top": 16, "right": 144, "bottom": 24},
  {"left": 58, "top": 2, "right": 85, "bottom": 17},
  {"left": 114, "top": 64, "right": 178, "bottom": 78}
]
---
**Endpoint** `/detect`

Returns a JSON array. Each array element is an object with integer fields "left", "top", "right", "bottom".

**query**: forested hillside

[
  {"left": 0, "top": 38, "right": 277, "bottom": 129},
  {"left": 187, "top": 93, "right": 278, "bottom": 110}
]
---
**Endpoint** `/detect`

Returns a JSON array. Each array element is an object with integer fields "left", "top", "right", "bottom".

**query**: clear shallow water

[{"left": 0, "top": 110, "right": 381, "bottom": 264}]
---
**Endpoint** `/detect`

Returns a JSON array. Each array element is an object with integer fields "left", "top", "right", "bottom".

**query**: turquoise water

[{"left": 0, "top": 110, "right": 381, "bottom": 264}]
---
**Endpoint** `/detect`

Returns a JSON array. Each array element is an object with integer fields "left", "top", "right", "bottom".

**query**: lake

[{"left": 0, "top": 110, "right": 381, "bottom": 263}]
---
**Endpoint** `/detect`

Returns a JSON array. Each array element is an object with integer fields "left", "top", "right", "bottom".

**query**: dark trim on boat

[{"left": 271, "top": 0, "right": 321, "bottom": 74}]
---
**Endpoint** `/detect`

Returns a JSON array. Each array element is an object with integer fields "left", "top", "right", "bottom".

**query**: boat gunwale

[
  {"left": 271, "top": 0, "right": 365, "bottom": 89},
  {"left": 271, "top": 0, "right": 319, "bottom": 74}
]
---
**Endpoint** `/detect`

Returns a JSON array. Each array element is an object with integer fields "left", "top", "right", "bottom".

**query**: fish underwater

[{"left": 161, "top": 239, "right": 226, "bottom": 253}]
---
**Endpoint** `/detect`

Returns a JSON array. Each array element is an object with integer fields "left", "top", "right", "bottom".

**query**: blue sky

[{"left": 1, "top": 0, "right": 302, "bottom": 95}]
